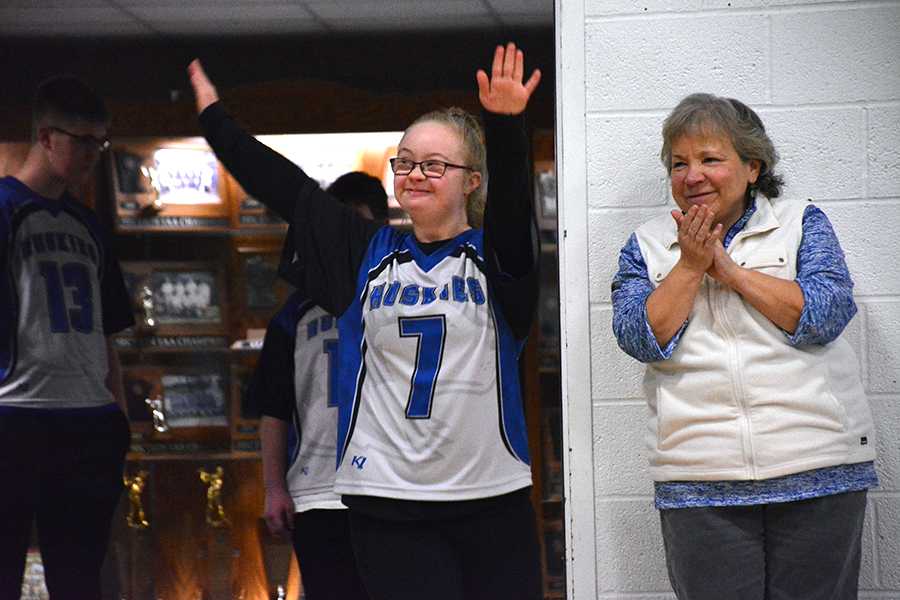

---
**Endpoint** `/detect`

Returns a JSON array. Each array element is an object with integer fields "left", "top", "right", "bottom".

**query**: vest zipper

[{"left": 710, "top": 278, "right": 757, "bottom": 479}]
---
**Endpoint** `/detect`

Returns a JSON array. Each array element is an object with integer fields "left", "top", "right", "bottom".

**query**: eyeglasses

[
  {"left": 48, "top": 126, "right": 111, "bottom": 152},
  {"left": 389, "top": 157, "right": 473, "bottom": 179}
]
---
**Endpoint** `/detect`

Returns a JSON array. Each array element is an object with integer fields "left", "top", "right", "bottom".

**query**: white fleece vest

[{"left": 634, "top": 197, "right": 875, "bottom": 482}]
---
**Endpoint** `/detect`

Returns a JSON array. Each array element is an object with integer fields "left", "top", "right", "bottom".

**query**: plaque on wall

[
  {"left": 230, "top": 237, "right": 292, "bottom": 335},
  {"left": 230, "top": 363, "right": 261, "bottom": 453},
  {"left": 227, "top": 175, "right": 287, "bottom": 229},
  {"left": 117, "top": 261, "right": 228, "bottom": 350},
  {"left": 109, "top": 139, "right": 231, "bottom": 232},
  {"left": 124, "top": 365, "right": 230, "bottom": 456}
]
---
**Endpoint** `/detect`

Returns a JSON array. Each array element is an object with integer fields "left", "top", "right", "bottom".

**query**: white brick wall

[{"left": 559, "top": 0, "right": 900, "bottom": 596}]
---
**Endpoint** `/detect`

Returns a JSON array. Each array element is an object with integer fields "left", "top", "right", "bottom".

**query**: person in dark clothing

[
  {"left": 0, "top": 75, "right": 132, "bottom": 600},
  {"left": 253, "top": 172, "right": 387, "bottom": 600}
]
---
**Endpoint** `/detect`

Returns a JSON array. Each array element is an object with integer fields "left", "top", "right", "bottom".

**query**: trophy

[
  {"left": 123, "top": 470, "right": 151, "bottom": 529},
  {"left": 198, "top": 466, "right": 230, "bottom": 528},
  {"left": 198, "top": 465, "right": 235, "bottom": 600},
  {"left": 139, "top": 164, "right": 165, "bottom": 213},
  {"left": 139, "top": 285, "right": 156, "bottom": 328},
  {"left": 145, "top": 397, "right": 169, "bottom": 433}
]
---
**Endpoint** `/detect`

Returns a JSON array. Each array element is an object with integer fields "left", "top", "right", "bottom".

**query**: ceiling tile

[
  {"left": 2, "top": 0, "right": 109, "bottom": 7},
  {"left": 0, "top": 0, "right": 552, "bottom": 37},
  {"left": 127, "top": 4, "right": 312, "bottom": 22},
  {"left": 0, "top": 6, "right": 151, "bottom": 36},
  {"left": 307, "top": 0, "right": 489, "bottom": 20},
  {"left": 115, "top": 0, "right": 297, "bottom": 5},
  {"left": 486, "top": 0, "right": 553, "bottom": 13},
  {"left": 497, "top": 14, "right": 554, "bottom": 27},
  {"left": 147, "top": 18, "right": 324, "bottom": 35},
  {"left": 323, "top": 16, "right": 496, "bottom": 32}
]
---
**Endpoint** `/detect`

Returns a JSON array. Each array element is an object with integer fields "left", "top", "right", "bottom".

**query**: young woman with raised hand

[{"left": 188, "top": 43, "right": 543, "bottom": 600}]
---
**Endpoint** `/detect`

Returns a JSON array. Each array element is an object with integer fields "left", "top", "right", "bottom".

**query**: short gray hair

[{"left": 660, "top": 93, "right": 784, "bottom": 199}]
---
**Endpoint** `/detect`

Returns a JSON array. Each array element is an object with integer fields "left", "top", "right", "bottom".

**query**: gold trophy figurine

[
  {"left": 123, "top": 470, "right": 150, "bottom": 529},
  {"left": 198, "top": 466, "right": 230, "bottom": 528}
]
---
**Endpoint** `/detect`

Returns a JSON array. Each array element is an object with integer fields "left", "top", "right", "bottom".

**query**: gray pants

[{"left": 660, "top": 491, "right": 867, "bottom": 600}]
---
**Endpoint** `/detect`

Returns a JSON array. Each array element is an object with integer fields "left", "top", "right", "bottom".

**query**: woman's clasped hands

[{"left": 672, "top": 205, "right": 739, "bottom": 286}]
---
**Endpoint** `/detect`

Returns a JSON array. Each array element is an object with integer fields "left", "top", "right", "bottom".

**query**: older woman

[{"left": 612, "top": 93, "right": 878, "bottom": 599}]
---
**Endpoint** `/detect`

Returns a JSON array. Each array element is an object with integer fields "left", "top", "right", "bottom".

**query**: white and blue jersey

[
  {"left": 252, "top": 293, "right": 345, "bottom": 512},
  {"left": 199, "top": 103, "right": 539, "bottom": 505},
  {"left": 335, "top": 227, "right": 532, "bottom": 500},
  {"left": 0, "top": 177, "right": 133, "bottom": 409}
]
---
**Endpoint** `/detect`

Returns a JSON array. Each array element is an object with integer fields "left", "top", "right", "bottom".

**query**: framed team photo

[
  {"left": 162, "top": 372, "right": 228, "bottom": 428},
  {"left": 120, "top": 261, "right": 228, "bottom": 338},
  {"left": 108, "top": 138, "right": 231, "bottom": 232}
]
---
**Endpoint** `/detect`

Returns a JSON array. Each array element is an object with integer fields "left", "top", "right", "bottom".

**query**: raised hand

[
  {"left": 672, "top": 205, "right": 722, "bottom": 275},
  {"left": 476, "top": 42, "right": 541, "bottom": 115},
  {"left": 187, "top": 59, "right": 220, "bottom": 115}
]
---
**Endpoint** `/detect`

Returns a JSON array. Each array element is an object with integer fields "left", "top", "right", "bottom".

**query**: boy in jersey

[
  {"left": 253, "top": 171, "right": 386, "bottom": 600},
  {"left": 0, "top": 76, "right": 133, "bottom": 598}
]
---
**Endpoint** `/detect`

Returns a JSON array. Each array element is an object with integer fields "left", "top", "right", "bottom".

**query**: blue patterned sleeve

[
  {"left": 611, "top": 233, "right": 686, "bottom": 362},
  {"left": 787, "top": 205, "right": 857, "bottom": 346}
]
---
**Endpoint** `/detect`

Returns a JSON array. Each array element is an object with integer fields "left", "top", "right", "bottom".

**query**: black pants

[
  {"left": 660, "top": 491, "right": 868, "bottom": 600},
  {"left": 348, "top": 491, "right": 542, "bottom": 600},
  {"left": 0, "top": 407, "right": 129, "bottom": 600},
  {"left": 292, "top": 509, "right": 369, "bottom": 600}
]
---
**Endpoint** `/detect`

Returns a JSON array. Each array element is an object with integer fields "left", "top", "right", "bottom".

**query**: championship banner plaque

[{"left": 109, "top": 138, "right": 231, "bottom": 232}]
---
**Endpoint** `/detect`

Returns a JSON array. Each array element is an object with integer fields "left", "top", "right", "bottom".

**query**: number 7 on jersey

[{"left": 398, "top": 315, "right": 447, "bottom": 419}]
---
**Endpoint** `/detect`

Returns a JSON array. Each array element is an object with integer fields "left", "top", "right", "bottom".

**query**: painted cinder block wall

[{"left": 568, "top": 0, "right": 900, "bottom": 596}]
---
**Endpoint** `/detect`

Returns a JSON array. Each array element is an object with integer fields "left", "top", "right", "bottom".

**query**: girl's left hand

[{"left": 476, "top": 42, "right": 542, "bottom": 115}]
